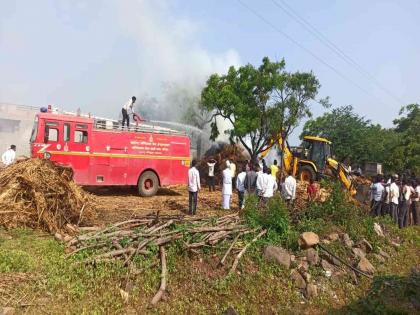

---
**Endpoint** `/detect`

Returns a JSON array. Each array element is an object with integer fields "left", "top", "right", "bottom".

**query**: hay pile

[
  {"left": 0, "top": 158, "right": 95, "bottom": 233},
  {"left": 198, "top": 143, "right": 248, "bottom": 184}
]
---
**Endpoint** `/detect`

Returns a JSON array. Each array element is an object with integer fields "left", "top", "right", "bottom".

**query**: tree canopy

[
  {"left": 301, "top": 104, "right": 419, "bottom": 174},
  {"left": 200, "top": 57, "right": 321, "bottom": 161}
]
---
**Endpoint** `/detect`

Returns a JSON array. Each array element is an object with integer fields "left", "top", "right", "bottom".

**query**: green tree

[
  {"left": 301, "top": 105, "right": 371, "bottom": 164},
  {"left": 301, "top": 105, "right": 417, "bottom": 174},
  {"left": 393, "top": 104, "right": 420, "bottom": 173},
  {"left": 201, "top": 57, "right": 321, "bottom": 162}
]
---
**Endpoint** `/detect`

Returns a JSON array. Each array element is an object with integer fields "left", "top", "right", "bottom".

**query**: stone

[
  {"left": 0, "top": 307, "right": 15, "bottom": 315},
  {"left": 290, "top": 269, "right": 307, "bottom": 289},
  {"left": 320, "top": 251, "right": 340, "bottom": 266},
  {"left": 373, "top": 253, "right": 386, "bottom": 263},
  {"left": 297, "top": 260, "right": 309, "bottom": 273},
  {"left": 356, "top": 239, "right": 373, "bottom": 253},
  {"left": 357, "top": 257, "right": 375, "bottom": 275},
  {"left": 224, "top": 306, "right": 238, "bottom": 315},
  {"left": 305, "top": 284, "right": 318, "bottom": 299},
  {"left": 54, "top": 233, "right": 63, "bottom": 242},
  {"left": 352, "top": 247, "right": 366, "bottom": 259},
  {"left": 327, "top": 233, "right": 339, "bottom": 241},
  {"left": 341, "top": 233, "right": 354, "bottom": 248},
  {"left": 290, "top": 255, "right": 296, "bottom": 262},
  {"left": 378, "top": 248, "right": 390, "bottom": 259},
  {"left": 298, "top": 232, "right": 320, "bottom": 249},
  {"left": 321, "top": 259, "right": 335, "bottom": 273},
  {"left": 302, "top": 272, "right": 311, "bottom": 283},
  {"left": 263, "top": 246, "right": 291, "bottom": 269},
  {"left": 373, "top": 223, "right": 385, "bottom": 237},
  {"left": 305, "top": 248, "right": 319, "bottom": 266},
  {"left": 321, "top": 239, "right": 331, "bottom": 245}
]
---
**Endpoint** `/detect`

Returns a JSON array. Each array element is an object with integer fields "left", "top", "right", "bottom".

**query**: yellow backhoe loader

[{"left": 261, "top": 135, "right": 357, "bottom": 196}]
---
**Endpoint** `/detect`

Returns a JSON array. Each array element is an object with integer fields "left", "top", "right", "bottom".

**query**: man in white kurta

[
  {"left": 222, "top": 165, "right": 233, "bottom": 210},
  {"left": 1, "top": 145, "right": 16, "bottom": 166}
]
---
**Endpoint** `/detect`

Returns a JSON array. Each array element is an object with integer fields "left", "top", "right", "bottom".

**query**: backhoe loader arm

[
  {"left": 259, "top": 135, "right": 294, "bottom": 174},
  {"left": 327, "top": 158, "right": 357, "bottom": 196}
]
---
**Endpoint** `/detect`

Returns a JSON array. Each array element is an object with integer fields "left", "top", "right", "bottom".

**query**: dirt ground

[{"left": 87, "top": 185, "right": 238, "bottom": 225}]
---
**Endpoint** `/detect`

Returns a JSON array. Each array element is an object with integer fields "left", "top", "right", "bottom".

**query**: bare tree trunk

[{"left": 279, "top": 134, "right": 286, "bottom": 183}]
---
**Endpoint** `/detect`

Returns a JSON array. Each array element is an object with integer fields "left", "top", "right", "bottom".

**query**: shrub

[{"left": 243, "top": 195, "right": 290, "bottom": 237}]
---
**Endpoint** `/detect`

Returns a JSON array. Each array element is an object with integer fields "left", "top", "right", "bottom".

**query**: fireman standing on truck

[{"left": 121, "top": 96, "right": 136, "bottom": 128}]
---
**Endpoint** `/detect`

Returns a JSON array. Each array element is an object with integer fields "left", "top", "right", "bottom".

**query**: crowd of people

[
  {"left": 369, "top": 174, "right": 419, "bottom": 228},
  {"left": 187, "top": 158, "right": 315, "bottom": 215}
]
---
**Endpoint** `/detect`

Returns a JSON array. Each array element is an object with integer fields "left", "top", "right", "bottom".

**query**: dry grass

[{"left": 0, "top": 158, "right": 95, "bottom": 233}]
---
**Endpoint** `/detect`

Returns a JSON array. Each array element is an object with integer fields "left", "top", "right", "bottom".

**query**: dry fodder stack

[
  {"left": 197, "top": 143, "right": 248, "bottom": 184},
  {"left": 0, "top": 158, "right": 95, "bottom": 233}
]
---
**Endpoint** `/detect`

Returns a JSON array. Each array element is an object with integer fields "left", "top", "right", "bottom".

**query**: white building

[{"left": 0, "top": 103, "right": 38, "bottom": 156}]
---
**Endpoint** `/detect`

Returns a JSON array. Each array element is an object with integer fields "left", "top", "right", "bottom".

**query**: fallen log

[
  {"left": 229, "top": 229, "right": 267, "bottom": 275},
  {"left": 150, "top": 246, "right": 167, "bottom": 305},
  {"left": 219, "top": 232, "right": 242, "bottom": 266}
]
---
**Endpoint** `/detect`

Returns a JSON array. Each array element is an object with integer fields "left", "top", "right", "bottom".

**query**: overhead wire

[
  {"left": 271, "top": 0, "right": 406, "bottom": 106},
  {"left": 236, "top": 0, "right": 393, "bottom": 108}
]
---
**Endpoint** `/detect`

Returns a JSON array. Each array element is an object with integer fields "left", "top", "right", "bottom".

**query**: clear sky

[{"left": 1, "top": 0, "right": 419, "bottom": 144}]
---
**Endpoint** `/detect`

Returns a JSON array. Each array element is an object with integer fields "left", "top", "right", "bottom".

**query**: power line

[
  {"left": 271, "top": 0, "right": 406, "bottom": 106},
  {"left": 236, "top": 0, "right": 392, "bottom": 108}
]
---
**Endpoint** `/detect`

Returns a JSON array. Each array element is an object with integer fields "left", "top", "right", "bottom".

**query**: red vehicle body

[{"left": 30, "top": 112, "right": 190, "bottom": 196}]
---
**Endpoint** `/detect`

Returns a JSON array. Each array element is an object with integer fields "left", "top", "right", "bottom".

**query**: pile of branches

[
  {"left": 197, "top": 143, "right": 248, "bottom": 184},
  {"left": 65, "top": 213, "right": 266, "bottom": 305},
  {"left": 0, "top": 158, "right": 95, "bottom": 233}
]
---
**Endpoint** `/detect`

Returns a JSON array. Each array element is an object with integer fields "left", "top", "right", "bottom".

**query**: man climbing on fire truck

[{"left": 121, "top": 96, "right": 137, "bottom": 128}]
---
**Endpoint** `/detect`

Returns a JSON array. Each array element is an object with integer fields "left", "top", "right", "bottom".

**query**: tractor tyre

[
  {"left": 298, "top": 165, "right": 316, "bottom": 182},
  {"left": 138, "top": 171, "right": 159, "bottom": 197}
]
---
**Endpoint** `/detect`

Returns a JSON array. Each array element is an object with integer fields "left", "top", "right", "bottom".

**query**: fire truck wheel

[{"left": 138, "top": 171, "right": 159, "bottom": 197}]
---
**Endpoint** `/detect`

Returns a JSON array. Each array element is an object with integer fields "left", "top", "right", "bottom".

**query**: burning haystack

[
  {"left": 197, "top": 143, "right": 249, "bottom": 184},
  {"left": 0, "top": 158, "right": 95, "bottom": 233}
]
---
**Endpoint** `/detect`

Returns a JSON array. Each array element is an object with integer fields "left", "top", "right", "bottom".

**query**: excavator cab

[{"left": 298, "top": 136, "right": 332, "bottom": 181}]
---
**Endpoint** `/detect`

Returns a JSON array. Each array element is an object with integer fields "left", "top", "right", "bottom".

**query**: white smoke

[{"left": 114, "top": 0, "right": 241, "bottom": 121}]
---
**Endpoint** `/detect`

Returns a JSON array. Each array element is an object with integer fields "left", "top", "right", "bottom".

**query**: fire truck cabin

[{"left": 30, "top": 111, "right": 190, "bottom": 197}]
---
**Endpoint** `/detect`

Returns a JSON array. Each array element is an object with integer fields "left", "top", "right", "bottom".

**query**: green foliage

[
  {"left": 0, "top": 249, "right": 35, "bottom": 272},
  {"left": 393, "top": 103, "right": 420, "bottom": 173},
  {"left": 302, "top": 182, "right": 371, "bottom": 241},
  {"left": 243, "top": 195, "right": 290, "bottom": 239},
  {"left": 201, "top": 57, "right": 321, "bottom": 160},
  {"left": 301, "top": 104, "right": 420, "bottom": 174}
]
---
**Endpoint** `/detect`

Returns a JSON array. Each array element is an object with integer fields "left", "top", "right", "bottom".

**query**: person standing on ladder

[{"left": 121, "top": 96, "right": 136, "bottom": 129}]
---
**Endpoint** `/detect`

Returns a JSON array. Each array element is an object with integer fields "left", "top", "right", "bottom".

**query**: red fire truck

[{"left": 30, "top": 110, "right": 190, "bottom": 196}]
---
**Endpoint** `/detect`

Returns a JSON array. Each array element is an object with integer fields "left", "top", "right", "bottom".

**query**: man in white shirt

[
  {"left": 188, "top": 160, "right": 201, "bottom": 215},
  {"left": 255, "top": 165, "right": 265, "bottom": 200},
  {"left": 412, "top": 180, "right": 419, "bottom": 225},
  {"left": 399, "top": 179, "right": 412, "bottom": 228},
  {"left": 282, "top": 172, "right": 296, "bottom": 205},
  {"left": 389, "top": 176, "right": 400, "bottom": 224},
  {"left": 230, "top": 161, "right": 236, "bottom": 190},
  {"left": 236, "top": 166, "right": 247, "bottom": 210},
  {"left": 207, "top": 159, "right": 216, "bottom": 192},
  {"left": 1, "top": 145, "right": 16, "bottom": 166},
  {"left": 222, "top": 162, "right": 233, "bottom": 210},
  {"left": 262, "top": 168, "right": 278, "bottom": 204},
  {"left": 121, "top": 96, "right": 136, "bottom": 129}
]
